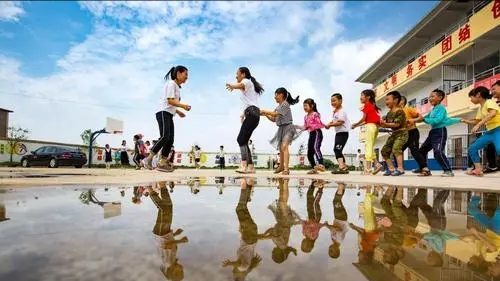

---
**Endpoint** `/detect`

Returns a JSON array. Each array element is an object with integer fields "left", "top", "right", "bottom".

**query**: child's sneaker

[
  {"left": 441, "top": 171, "right": 454, "bottom": 177},
  {"left": 307, "top": 169, "right": 318, "bottom": 175},
  {"left": 314, "top": 164, "right": 326, "bottom": 172},
  {"left": 157, "top": 162, "right": 174, "bottom": 172},
  {"left": 143, "top": 156, "right": 153, "bottom": 170}
]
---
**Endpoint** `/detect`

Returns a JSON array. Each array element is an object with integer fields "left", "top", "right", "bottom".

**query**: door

[
  {"left": 30, "top": 147, "right": 46, "bottom": 165},
  {"left": 41, "top": 146, "right": 57, "bottom": 166}
]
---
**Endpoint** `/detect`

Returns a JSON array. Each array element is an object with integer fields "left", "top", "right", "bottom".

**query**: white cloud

[
  {"left": 1, "top": 1, "right": 396, "bottom": 155},
  {"left": 0, "top": 1, "right": 24, "bottom": 22}
]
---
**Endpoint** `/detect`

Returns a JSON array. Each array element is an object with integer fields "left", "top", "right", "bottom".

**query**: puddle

[
  {"left": 0, "top": 173, "right": 92, "bottom": 179},
  {"left": 0, "top": 177, "right": 497, "bottom": 281}
]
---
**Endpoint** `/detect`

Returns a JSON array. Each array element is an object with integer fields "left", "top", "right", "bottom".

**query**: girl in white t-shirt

[
  {"left": 194, "top": 145, "right": 202, "bottom": 169},
  {"left": 326, "top": 93, "right": 351, "bottom": 174},
  {"left": 226, "top": 67, "right": 264, "bottom": 174},
  {"left": 144, "top": 66, "right": 191, "bottom": 173}
]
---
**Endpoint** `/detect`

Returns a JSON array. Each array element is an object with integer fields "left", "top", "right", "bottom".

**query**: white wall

[{"left": 0, "top": 139, "right": 359, "bottom": 168}]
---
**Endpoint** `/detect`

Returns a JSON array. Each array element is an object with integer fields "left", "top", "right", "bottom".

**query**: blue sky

[{"left": 0, "top": 1, "right": 436, "bottom": 153}]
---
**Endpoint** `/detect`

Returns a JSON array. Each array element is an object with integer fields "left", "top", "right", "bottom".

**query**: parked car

[{"left": 20, "top": 146, "right": 87, "bottom": 168}]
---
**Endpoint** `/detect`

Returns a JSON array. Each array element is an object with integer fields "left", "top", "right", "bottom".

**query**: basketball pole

[{"left": 87, "top": 128, "right": 107, "bottom": 168}]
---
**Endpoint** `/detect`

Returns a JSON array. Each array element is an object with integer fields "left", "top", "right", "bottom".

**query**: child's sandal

[{"left": 282, "top": 170, "right": 290, "bottom": 175}]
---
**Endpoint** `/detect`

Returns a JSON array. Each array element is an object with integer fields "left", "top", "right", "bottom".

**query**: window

[
  {"left": 45, "top": 147, "right": 56, "bottom": 154},
  {"left": 34, "top": 147, "right": 46, "bottom": 154},
  {"left": 421, "top": 97, "right": 429, "bottom": 105},
  {"left": 408, "top": 98, "right": 417, "bottom": 108}
]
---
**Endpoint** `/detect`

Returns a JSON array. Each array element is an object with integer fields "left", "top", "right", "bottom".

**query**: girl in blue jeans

[{"left": 461, "top": 86, "right": 500, "bottom": 177}]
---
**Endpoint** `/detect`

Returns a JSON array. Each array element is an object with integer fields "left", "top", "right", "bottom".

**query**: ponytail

[
  {"left": 275, "top": 87, "right": 299, "bottom": 105},
  {"left": 303, "top": 98, "right": 318, "bottom": 112},
  {"left": 361, "top": 89, "right": 381, "bottom": 112},
  {"left": 239, "top": 67, "right": 264, "bottom": 95},
  {"left": 164, "top": 65, "right": 188, "bottom": 81}
]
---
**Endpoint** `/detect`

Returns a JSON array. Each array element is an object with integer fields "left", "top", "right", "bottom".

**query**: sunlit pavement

[{"left": 0, "top": 167, "right": 499, "bottom": 190}]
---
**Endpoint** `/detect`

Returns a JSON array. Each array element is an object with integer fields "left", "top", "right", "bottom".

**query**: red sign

[
  {"left": 406, "top": 63, "right": 414, "bottom": 78},
  {"left": 391, "top": 75, "right": 397, "bottom": 86},
  {"left": 441, "top": 36, "right": 452, "bottom": 55},
  {"left": 299, "top": 156, "right": 305, "bottom": 166},
  {"left": 474, "top": 73, "right": 500, "bottom": 89},
  {"left": 418, "top": 55, "right": 427, "bottom": 70},
  {"left": 458, "top": 23, "right": 471, "bottom": 44},
  {"left": 493, "top": 1, "right": 500, "bottom": 19}
]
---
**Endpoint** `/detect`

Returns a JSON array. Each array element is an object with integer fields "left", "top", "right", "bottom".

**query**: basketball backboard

[{"left": 105, "top": 117, "right": 123, "bottom": 134}]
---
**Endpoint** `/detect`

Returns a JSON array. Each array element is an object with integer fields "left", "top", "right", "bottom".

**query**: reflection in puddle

[{"left": 0, "top": 177, "right": 499, "bottom": 281}]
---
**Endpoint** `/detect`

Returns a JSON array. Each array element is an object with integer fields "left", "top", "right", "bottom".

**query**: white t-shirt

[
  {"left": 330, "top": 219, "right": 348, "bottom": 243},
  {"left": 332, "top": 108, "right": 351, "bottom": 133},
  {"left": 194, "top": 150, "right": 201, "bottom": 159},
  {"left": 161, "top": 80, "right": 181, "bottom": 115},
  {"left": 240, "top": 78, "right": 259, "bottom": 110}
]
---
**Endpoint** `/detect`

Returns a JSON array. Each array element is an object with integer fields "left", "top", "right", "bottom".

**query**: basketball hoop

[{"left": 113, "top": 130, "right": 123, "bottom": 135}]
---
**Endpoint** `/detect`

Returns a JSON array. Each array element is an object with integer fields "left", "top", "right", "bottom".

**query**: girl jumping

[
  {"left": 326, "top": 93, "right": 351, "bottom": 174},
  {"left": 226, "top": 67, "right": 264, "bottom": 174},
  {"left": 144, "top": 66, "right": 191, "bottom": 172},
  {"left": 260, "top": 87, "right": 300, "bottom": 175},
  {"left": 352, "top": 89, "right": 381, "bottom": 175},
  {"left": 302, "top": 98, "right": 326, "bottom": 174},
  {"left": 462, "top": 86, "right": 500, "bottom": 177}
]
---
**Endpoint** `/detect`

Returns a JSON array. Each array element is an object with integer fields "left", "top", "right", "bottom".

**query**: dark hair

[
  {"left": 164, "top": 65, "right": 188, "bottom": 81},
  {"left": 275, "top": 87, "right": 299, "bottom": 105},
  {"left": 401, "top": 96, "right": 408, "bottom": 106},
  {"left": 493, "top": 80, "right": 500, "bottom": 87},
  {"left": 303, "top": 98, "right": 318, "bottom": 112},
  {"left": 469, "top": 86, "right": 492, "bottom": 99},
  {"left": 431, "top": 89, "right": 446, "bottom": 101},
  {"left": 361, "top": 89, "right": 381, "bottom": 112},
  {"left": 238, "top": 67, "right": 264, "bottom": 94},
  {"left": 331, "top": 93, "right": 343, "bottom": 101},
  {"left": 387, "top": 91, "right": 402, "bottom": 104}
]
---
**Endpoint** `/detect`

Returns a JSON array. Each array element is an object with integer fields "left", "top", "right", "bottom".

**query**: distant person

[
  {"left": 133, "top": 134, "right": 147, "bottom": 170},
  {"left": 218, "top": 145, "right": 226, "bottom": 169},
  {"left": 168, "top": 146, "right": 176, "bottom": 166},
  {"left": 120, "top": 140, "right": 130, "bottom": 166},
  {"left": 145, "top": 141, "right": 151, "bottom": 154},
  {"left": 194, "top": 145, "right": 202, "bottom": 169},
  {"left": 356, "top": 149, "right": 365, "bottom": 171},
  {"left": 104, "top": 144, "right": 113, "bottom": 169}
]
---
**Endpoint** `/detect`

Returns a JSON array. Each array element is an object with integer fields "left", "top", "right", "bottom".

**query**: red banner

[{"left": 474, "top": 74, "right": 500, "bottom": 89}]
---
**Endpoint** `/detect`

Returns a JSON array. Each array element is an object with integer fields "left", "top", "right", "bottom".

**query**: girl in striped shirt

[{"left": 302, "top": 98, "right": 326, "bottom": 174}]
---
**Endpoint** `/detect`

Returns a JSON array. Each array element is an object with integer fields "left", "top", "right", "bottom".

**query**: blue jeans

[{"left": 468, "top": 126, "right": 500, "bottom": 164}]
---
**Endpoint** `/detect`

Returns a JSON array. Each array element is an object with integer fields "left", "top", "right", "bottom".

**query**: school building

[{"left": 356, "top": 0, "right": 500, "bottom": 170}]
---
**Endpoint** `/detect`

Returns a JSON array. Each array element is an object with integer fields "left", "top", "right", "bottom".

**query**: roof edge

[{"left": 355, "top": 1, "right": 452, "bottom": 84}]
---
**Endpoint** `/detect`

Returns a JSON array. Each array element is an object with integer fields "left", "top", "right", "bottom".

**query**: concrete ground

[{"left": 0, "top": 167, "right": 499, "bottom": 190}]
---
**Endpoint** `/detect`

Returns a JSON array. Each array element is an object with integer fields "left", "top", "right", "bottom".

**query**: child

[
  {"left": 151, "top": 140, "right": 159, "bottom": 168},
  {"left": 144, "top": 66, "right": 191, "bottom": 173},
  {"left": 352, "top": 89, "right": 381, "bottom": 175},
  {"left": 148, "top": 182, "right": 188, "bottom": 281},
  {"left": 399, "top": 96, "right": 426, "bottom": 173},
  {"left": 325, "top": 182, "right": 349, "bottom": 259},
  {"left": 374, "top": 91, "right": 408, "bottom": 176},
  {"left": 408, "top": 89, "right": 460, "bottom": 177},
  {"left": 350, "top": 185, "right": 383, "bottom": 264},
  {"left": 326, "top": 93, "right": 351, "bottom": 174},
  {"left": 194, "top": 145, "right": 201, "bottom": 169},
  {"left": 461, "top": 86, "right": 500, "bottom": 177},
  {"left": 300, "top": 180, "right": 326, "bottom": 254},
  {"left": 302, "top": 98, "right": 326, "bottom": 174},
  {"left": 260, "top": 87, "right": 301, "bottom": 175},
  {"left": 133, "top": 134, "right": 147, "bottom": 170},
  {"left": 218, "top": 145, "right": 226, "bottom": 170},
  {"left": 168, "top": 146, "right": 176, "bottom": 166},
  {"left": 104, "top": 144, "right": 112, "bottom": 169}
]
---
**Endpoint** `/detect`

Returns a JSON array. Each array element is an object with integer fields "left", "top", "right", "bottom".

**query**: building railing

[{"left": 374, "top": 0, "right": 492, "bottom": 86}]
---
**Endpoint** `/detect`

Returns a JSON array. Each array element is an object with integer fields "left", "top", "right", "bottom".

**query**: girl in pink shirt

[{"left": 302, "top": 98, "right": 326, "bottom": 174}]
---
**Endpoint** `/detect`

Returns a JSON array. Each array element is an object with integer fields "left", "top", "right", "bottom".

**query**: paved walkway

[{"left": 0, "top": 167, "right": 499, "bottom": 190}]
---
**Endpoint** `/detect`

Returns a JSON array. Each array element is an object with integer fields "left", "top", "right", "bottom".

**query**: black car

[{"left": 20, "top": 146, "right": 87, "bottom": 168}]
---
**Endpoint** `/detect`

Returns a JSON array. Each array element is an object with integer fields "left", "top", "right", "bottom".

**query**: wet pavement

[{"left": 0, "top": 177, "right": 498, "bottom": 281}]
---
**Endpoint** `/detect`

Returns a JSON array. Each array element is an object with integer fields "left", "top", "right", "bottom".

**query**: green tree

[
  {"left": 7, "top": 126, "right": 30, "bottom": 163},
  {"left": 80, "top": 129, "right": 97, "bottom": 147}
]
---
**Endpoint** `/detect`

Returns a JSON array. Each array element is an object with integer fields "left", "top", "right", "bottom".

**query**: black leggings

[
  {"left": 237, "top": 106, "right": 260, "bottom": 164},
  {"left": 334, "top": 132, "right": 349, "bottom": 161},
  {"left": 307, "top": 129, "right": 324, "bottom": 168},
  {"left": 133, "top": 154, "right": 145, "bottom": 166},
  {"left": 150, "top": 111, "right": 174, "bottom": 158},
  {"left": 402, "top": 128, "right": 427, "bottom": 169}
]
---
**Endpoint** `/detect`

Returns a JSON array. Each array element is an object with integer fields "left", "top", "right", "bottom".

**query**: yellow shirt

[
  {"left": 403, "top": 106, "right": 419, "bottom": 130},
  {"left": 476, "top": 99, "right": 500, "bottom": 131},
  {"left": 474, "top": 229, "right": 500, "bottom": 263}
]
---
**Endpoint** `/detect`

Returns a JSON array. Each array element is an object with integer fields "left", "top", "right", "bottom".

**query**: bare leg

[
  {"left": 338, "top": 158, "right": 346, "bottom": 169},
  {"left": 385, "top": 158, "right": 395, "bottom": 172},
  {"left": 281, "top": 141, "right": 290, "bottom": 171},
  {"left": 396, "top": 155, "right": 404, "bottom": 172}
]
